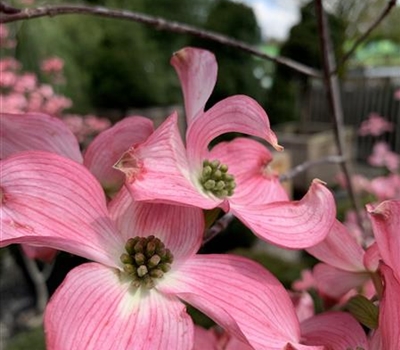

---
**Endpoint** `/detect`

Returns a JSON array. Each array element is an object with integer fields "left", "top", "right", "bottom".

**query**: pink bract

[{"left": 116, "top": 47, "right": 336, "bottom": 249}]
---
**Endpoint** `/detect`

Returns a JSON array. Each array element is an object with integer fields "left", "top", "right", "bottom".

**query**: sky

[{"left": 235, "top": 0, "right": 302, "bottom": 41}]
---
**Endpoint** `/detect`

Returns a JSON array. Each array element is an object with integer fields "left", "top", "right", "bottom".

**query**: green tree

[
  {"left": 267, "top": 1, "right": 346, "bottom": 124},
  {"left": 189, "top": 0, "right": 263, "bottom": 107}
]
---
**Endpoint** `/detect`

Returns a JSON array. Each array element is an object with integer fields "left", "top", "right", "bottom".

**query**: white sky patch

[{"left": 235, "top": 0, "right": 301, "bottom": 41}]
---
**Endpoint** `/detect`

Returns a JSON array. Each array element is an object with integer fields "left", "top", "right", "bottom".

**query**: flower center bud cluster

[
  {"left": 120, "top": 235, "right": 173, "bottom": 289},
  {"left": 199, "top": 159, "right": 236, "bottom": 198}
]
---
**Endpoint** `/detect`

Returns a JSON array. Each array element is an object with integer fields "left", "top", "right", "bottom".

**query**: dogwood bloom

[
  {"left": 1, "top": 151, "right": 344, "bottom": 349},
  {"left": 368, "top": 200, "right": 400, "bottom": 349},
  {"left": 116, "top": 47, "right": 335, "bottom": 249}
]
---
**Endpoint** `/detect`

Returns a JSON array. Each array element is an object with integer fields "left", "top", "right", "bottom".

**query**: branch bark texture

[{"left": 0, "top": 2, "right": 321, "bottom": 77}]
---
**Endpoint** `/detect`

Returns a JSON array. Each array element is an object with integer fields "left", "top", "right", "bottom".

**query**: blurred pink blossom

[
  {"left": 368, "top": 141, "right": 400, "bottom": 172},
  {"left": 335, "top": 172, "right": 371, "bottom": 193},
  {"left": 358, "top": 112, "right": 394, "bottom": 136},
  {"left": 289, "top": 291, "right": 315, "bottom": 322},
  {"left": 394, "top": 89, "right": 400, "bottom": 100},
  {"left": 292, "top": 269, "right": 316, "bottom": 292},
  {"left": 41, "top": 57, "right": 64, "bottom": 73},
  {"left": 0, "top": 71, "right": 17, "bottom": 87},
  {"left": 63, "top": 114, "right": 111, "bottom": 143},
  {"left": 0, "top": 93, "right": 27, "bottom": 113},
  {"left": 0, "top": 24, "right": 16, "bottom": 48},
  {"left": 42, "top": 95, "right": 73, "bottom": 115},
  {"left": 369, "top": 174, "right": 400, "bottom": 201},
  {"left": 0, "top": 24, "right": 9, "bottom": 39},
  {"left": 13, "top": 73, "right": 37, "bottom": 93},
  {"left": 0, "top": 57, "right": 21, "bottom": 71}
]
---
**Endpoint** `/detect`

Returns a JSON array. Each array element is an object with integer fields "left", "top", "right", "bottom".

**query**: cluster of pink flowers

[
  {"left": 0, "top": 55, "right": 72, "bottom": 115},
  {"left": 0, "top": 22, "right": 110, "bottom": 144},
  {"left": 358, "top": 112, "right": 394, "bottom": 137},
  {"left": 338, "top": 111, "right": 399, "bottom": 202},
  {"left": 1, "top": 47, "right": 399, "bottom": 349}
]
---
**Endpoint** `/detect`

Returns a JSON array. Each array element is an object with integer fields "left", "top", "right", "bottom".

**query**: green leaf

[
  {"left": 203, "top": 208, "right": 222, "bottom": 229},
  {"left": 345, "top": 295, "right": 379, "bottom": 330}
]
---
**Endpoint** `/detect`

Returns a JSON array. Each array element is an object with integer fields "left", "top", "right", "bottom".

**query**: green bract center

[
  {"left": 120, "top": 235, "right": 173, "bottom": 289},
  {"left": 199, "top": 159, "right": 236, "bottom": 198}
]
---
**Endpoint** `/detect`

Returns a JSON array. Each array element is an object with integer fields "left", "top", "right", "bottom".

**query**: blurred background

[{"left": 1, "top": 0, "right": 400, "bottom": 348}]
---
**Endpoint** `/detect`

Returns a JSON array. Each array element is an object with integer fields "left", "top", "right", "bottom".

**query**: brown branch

[
  {"left": 20, "top": 251, "right": 49, "bottom": 313},
  {"left": 279, "top": 155, "right": 345, "bottom": 182},
  {"left": 315, "top": 0, "right": 364, "bottom": 231},
  {"left": 0, "top": 2, "right": 21, "bottom": 14},
  {"left": 0, "top": 2, "right": 321, "bottom": 78},
  {"left": 202, "top": 213, "right": 234, "bottom": 246},
  {"left": 335, "top": 0, "right": 397, "bottom": 72}
]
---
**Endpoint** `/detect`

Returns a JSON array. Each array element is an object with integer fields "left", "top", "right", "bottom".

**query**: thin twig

[
  {"left": 334, "top": 0, "right": 397, "bottom": 72},
  {"left": 20, "top": 252, "right": 49, "bottom": 313},
  {"left": 315, "top": 0, "right": 364, "bottom": 231},
  {"left": 203, "top": 213, "right": 234, "bottom": 246},
  {"left": 279, "top": 155, "right": 345, "bottom": 182},
  {"left": 0, "top": 2, "right": 321, "bottom": 78}
]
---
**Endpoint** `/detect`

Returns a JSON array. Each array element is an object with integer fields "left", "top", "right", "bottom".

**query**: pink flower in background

[
  {"left": 0, "top": 23, "right": 9, "bottom": 39},
  {"left": 369, "top": 174, "right": 400, "bottom": 201},
  {"left": 63, "top": 114, "right": 112, "bottom": 144},
  {"left": 116, "top": 47, "right": 336, "bottom": 249},
  {"left": 41, "top": 57, "right": 64, "bottom": 74},
  {"left": 358, "top": 112, "right": 394, "bottom": 136},
  {"left": 289, "top": 291, "right": 315, "bottom": 322},
  {"left": 0, "top": 23, "right": 16, "bottom": 48},
  {"left": 0, "top": 151, "right": 345, "bottom": 349},
  {"left": 0, "top": 93, "right": 27, "bottom": 113},
  {"left": 394, "top": 88, "right": 400, "bottom": 100},
  {"left": 0, "top": 57, "right": 20, "bottom": 71},
  {"left": 292, "top": 269, "right": 316, "bottom": 292},
  {"left": 13, "top": 73, "right": 37, "bottom": 93},
  {"left": 335, "top": 172, "right": 371, "bottom": 194},
  {"left": 0, "top": 71, "right": 17, "bottom": 87},
  {"left": 368, "top": 141, "right": 400, "bottom": 172}
]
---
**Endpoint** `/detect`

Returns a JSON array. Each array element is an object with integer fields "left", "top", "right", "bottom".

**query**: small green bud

[
  {"left": 204, "top": 179, "right": 216, "bottom": 190},
  {"left": 120, "top": 253, "right": 132, "bottom": 264}
]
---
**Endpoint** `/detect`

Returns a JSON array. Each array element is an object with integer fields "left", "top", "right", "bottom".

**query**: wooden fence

[{"left": 305, "top": 69, "right": 400, "bottom": 161}]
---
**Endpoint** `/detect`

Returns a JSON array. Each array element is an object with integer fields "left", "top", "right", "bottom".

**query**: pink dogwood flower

[
  {"left": 368, "top": 141, "right": 399, "bottom": 172},
  {"left": 116, "top": 47, "right": 336, "bottom": 249},
  {"left": 358, "top": 112, "right": 394, "bottom": 137},
  {"left": 0, "top": 151, "right": 368, "bottom": 349},
  {"left": 40, "top": 57, "right": 64, "bottom": 74}
]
